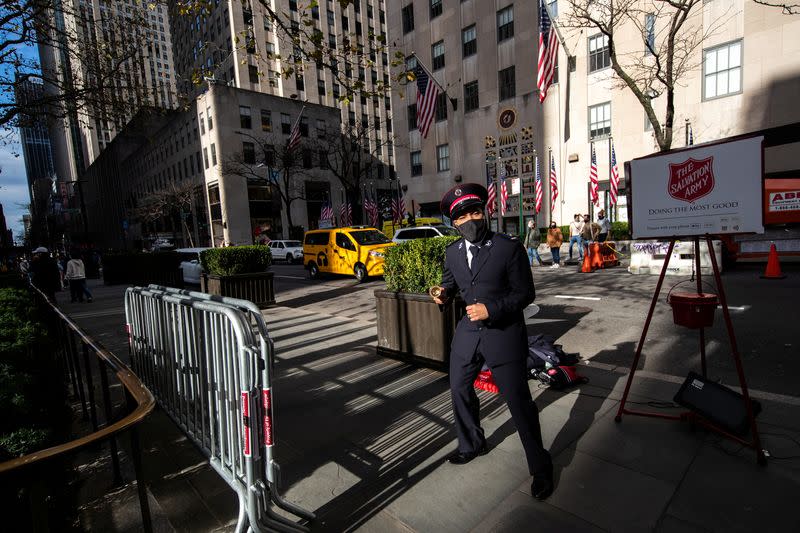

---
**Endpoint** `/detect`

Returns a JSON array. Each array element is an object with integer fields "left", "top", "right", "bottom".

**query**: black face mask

[{"left": 456, "top": 218, "right": 488, "bottom": 244}]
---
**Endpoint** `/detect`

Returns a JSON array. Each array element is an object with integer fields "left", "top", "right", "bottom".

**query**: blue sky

[{"left": 0, "top": 42, "right": 38, "bottom": 242}]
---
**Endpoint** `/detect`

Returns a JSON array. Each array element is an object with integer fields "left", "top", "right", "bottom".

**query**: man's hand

[
  {"left": 430, "top": 286, "right": 450, "bottom": 305},
  {"left": 466, "top": 303, "right": 489, "bottom": 321}
]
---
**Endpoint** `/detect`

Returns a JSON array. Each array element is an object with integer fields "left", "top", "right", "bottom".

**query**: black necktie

[{"left": 469, "top": 245, "right": 480, "bottom": 271}]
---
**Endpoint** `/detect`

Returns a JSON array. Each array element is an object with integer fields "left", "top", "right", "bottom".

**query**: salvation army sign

[
  {"left": 628, "top": 136, "right": 764, "bottom": 239},
  {"left": 668, "top": 157, "right": 714, "bottom": 203}
]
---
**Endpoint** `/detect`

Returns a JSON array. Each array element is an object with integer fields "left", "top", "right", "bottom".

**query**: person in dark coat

[
  {"left": 430, "top": 183, "right": 554, "bottom": 500},
  {"left": 30, "top": 247, "right": 61, "bottom": 303}
]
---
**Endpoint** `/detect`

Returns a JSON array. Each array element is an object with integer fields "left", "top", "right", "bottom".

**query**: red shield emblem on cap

[{"left": 668, "top": 156, "right": 715, "bottom": 203}]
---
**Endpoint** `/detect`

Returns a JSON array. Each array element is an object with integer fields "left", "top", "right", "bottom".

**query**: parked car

[
  {"left": 303, "top": 226, "right": 395, "bottom": 282},
  {"left": 176, "top": 247, "right": 212, "bottom": 284},
  {"left": 392, "top": 225, "right": 460, "bottom": 244},
  {"left": 268, "top": 240, "right": 303, "bottom": 263}
]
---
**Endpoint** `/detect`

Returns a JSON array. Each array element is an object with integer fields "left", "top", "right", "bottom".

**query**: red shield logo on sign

[{"left": 668, "top": 157, "right": 715, "bottom": 203}]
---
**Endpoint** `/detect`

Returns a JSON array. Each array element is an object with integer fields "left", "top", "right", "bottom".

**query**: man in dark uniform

[{"left": 430, "top": 183, "right": 554, "bottom": 500}]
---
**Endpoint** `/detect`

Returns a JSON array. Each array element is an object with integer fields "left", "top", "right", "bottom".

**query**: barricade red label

[
  {"left": 241, "top": 391, "right": 251, "bottom": 457},
  {"left": 668, "top": 156, "right": 715, "bottom": 203},
  {"left": 262, "top": 388, "right": 273, "bottom": 446}
]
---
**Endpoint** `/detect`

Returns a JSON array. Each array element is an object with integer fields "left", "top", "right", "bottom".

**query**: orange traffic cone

[
  {"left": 590, "top": 242, "right": 604, "bottom": 270},
  {"left": 761, "top": 243, "right": 786, "bottom": 279},
  {"left": 581, "top": 246, "right": 595, "bottom": 273}
]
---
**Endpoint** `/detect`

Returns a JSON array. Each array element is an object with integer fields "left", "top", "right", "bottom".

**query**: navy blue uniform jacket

[{"left": 441, "top": 231, "right": 535, "bottom": 365}]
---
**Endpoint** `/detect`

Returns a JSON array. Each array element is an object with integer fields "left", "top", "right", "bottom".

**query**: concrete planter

[
  {"left": 201, "top": 271, "right": 275, "bottom": 308},
  {"left": 374, "top": 289, "right": 465, "bottom": 370}
]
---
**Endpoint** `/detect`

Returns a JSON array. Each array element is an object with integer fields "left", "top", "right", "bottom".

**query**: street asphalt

[{"left": 60, "top": 257, "right": 800, "bottom": 532}]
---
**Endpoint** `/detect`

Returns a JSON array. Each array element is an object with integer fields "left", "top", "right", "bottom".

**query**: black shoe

[
  {"left": 531, "top": 469, "right": 554, "bottom": 500},
  {"left": 447, "top": 443, "right": 488, "bottom": 465}
]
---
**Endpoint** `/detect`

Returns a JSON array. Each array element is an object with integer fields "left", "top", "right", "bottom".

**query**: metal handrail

[{"left": 0, "top": 288, "right": 155, "bottom": 474}]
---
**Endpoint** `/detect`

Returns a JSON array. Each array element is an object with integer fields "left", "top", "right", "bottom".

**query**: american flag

[
  {"left": 364, "top": 192, "right": 379, "bottom": 227},
  {"left": 589, "top": 143, "right": 599, "bottom": 206},
  {"left": 415, "top": 66, "right": 441, "bottom": 139},
  {"left": 688, "top": 124, "right": 694, "bottom": 146},
  {"left": 287, "top": 106, "right": 305, "bottom": 152},
  {"left": 549, "top": 150, "right": 559, "bottom": 211},
  {"left": 609, "top": 140, "right": 620, "bottom": 206},
  {"left": 537, "top": 0, "right": 559, "bottom": 104},
  {"left": 500, "top": 179, "right": 509, "bottom": 216},
  {"left": 339, "top": 201, "right": 352, "bottom": 226},
  {"left": 486, "top": 164, "right": 496, "bottom": 218},
  {"left": 392, "top": 187, "right": 407, "bottom": 223},
  {"left": 320, "top": 199, "right": 333, "bottom": 224},
  {"left": 534, "top": 156, "right": 543, "bottom": 214}
]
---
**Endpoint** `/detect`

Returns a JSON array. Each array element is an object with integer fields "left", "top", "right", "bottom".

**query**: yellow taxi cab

[{"left": 303, "top": 226, "right": 395, "bottom": 282}]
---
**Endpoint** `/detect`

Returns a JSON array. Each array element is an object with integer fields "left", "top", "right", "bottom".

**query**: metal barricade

[{"left": 125, "top": 286, "right": 313, "bottom": 533}]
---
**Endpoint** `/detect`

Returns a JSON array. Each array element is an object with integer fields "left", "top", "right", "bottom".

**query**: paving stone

[
  {"left": 547, "top": 449, "right": 677, "bottom": 533},
  {"left": 666, "top": 443, "right": 800, "bottom": 533}
]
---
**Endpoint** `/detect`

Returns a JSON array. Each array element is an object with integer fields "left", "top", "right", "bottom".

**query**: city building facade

[{"left": 388, "top": 0, "right": 800, "bottom": 232}]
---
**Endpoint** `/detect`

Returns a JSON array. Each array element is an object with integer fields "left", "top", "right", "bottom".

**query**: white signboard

[
  {"left": 769, "top": 190, "right": 800, "bottom": 212},
  {"left": 629, "top": 136, "right": 764, "bottom": 239}
]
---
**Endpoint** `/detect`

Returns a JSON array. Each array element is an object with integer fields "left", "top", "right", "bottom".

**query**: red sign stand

[{"left": 614, "top": 235, "right": 767, "bottom": 465}]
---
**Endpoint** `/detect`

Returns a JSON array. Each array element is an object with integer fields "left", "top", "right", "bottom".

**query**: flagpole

[
  {"left": 608, "top": 137, "right": 613, "bottom": 220},
  {"left": 542, "top": 0, "right": 573, "bottom": 60},
  {"left": 519, "top": 172, "right": 524, "bottom": 238}
]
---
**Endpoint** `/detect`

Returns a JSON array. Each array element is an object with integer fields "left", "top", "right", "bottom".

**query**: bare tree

[
  {"left": 3, "top": 0, "right": 172, "bottom": 136},
  {"left": 133, "top": 180, "right": 198, "bottom": 247},
  {"left": 752, "top": 0, "right": 799, "bottom": 14},
  {"left": 563, "top": 0, "right": 723, "bottom": 151},
  {"left": 314, "top": 117, "right": 395, "bottom": 223},
  {"left": 222, "top": 132, "right": 311, "bottom": 233}
]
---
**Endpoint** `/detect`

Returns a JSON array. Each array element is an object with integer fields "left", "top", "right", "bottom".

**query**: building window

[
  {"left": 281, "top": 113, "right": 291, "bottom": 134},
  {"left": 239, "top": 106, "right": 252, "bottom": 128},
  {"left": 410, "top": 150, "right": 422, "bottom": 176},
  {"left": 497, "top": 6, "right": 514, "bottom": 42},
  {"left": 207, "top": 107, "right": 213, "bottom": 130},
  {"left": 300, "top": 116, "right": 308, "bottom": 136},
  {"left": 644, "top": 112, "right": 653, "bottom": 131},
  {"left": 407, "top": 104, "right": 417, "bottom": 130},
  {"left": 203, "top": 147, "right": 210, "bottom": 168},
  {"left": 644, "top": 14, "right": 655, "bottom": 55},
  {"left": 296, "top": 74, "right": 304, "bottom": 91},
  {"left": 435, "top": 92, "right": 448, "bottom": 122},
  {"left": 499, "top": 66, "right": 515, "bottom": 100},
  {"left": 316, "top": 119, "right": 326, "bottom": 138},
  {"left": 589, "top": 34, "right": 610, "bottom": 72},
  {"left": 261, "top": 110, "right": 271, "bottom": 131},
  {"left": 210, "top": 143, "right": 217, "bottom": 166},
  {"left": 547, "top": 0, "right": 558, "bottom": 18},
  {"left": 199, "top": 112, "right": 205, "bottom": 134},
  {"left": 462, "top": 25, "right": 477, "bottom": 57},
  {"left": 317, "top": 79, "right": 325, "bottom": 95},
  {"left": 432, "top": 40, "right": 445, "bottom": 70},
  {"left": 437, "top": 144, "right": 450, "bottom": 172},
  {"left": 589, "top": 102, "right": 611, "bottom": 139},
  {"left": 249, "top": 65, "right": 259, "bottom": 83},
  {"left": 348, "top": 111, "right": 355, "bottom": 126},
  {"left": 703, "top": 40, "right": 742, "bottom": 100},
  {"left": 406, "top": 55, "right": 418, "bottom": 72},
  {"left": 464, "top": 80, "right": 479, "bottom": 112},
  {"left": 430, "top": 0, "right": 442, "bottom": 19},
  {"left": 243, "top": 141, "right": 256, "bottom": 164}
]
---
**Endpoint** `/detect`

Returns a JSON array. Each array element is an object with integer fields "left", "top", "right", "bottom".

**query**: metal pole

[{"left": 518, "top": 175, "right": 524, "bottom": 238}]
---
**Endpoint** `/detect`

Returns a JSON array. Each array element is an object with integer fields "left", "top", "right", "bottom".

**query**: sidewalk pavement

[{"left": 63, "top": 280, "right": 800, "bottom": 533}]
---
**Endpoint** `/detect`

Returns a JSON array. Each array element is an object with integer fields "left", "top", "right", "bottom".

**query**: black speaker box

[{"left": 673, "top": 372, "right": 762, "bottom": 436}]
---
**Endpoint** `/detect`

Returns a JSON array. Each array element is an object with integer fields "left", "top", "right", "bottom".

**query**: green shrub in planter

[
  {"left": 384, "top": 236, "right": 459, "bottom": 293},
  {"left": 200, "top": 245, "right": 272, "bottom": 276},
  {"left": 611, "top": 221, "right": 630, "bottom": 239}
]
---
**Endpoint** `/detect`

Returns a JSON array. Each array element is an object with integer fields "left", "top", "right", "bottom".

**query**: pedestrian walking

[
  {"left": 30, "top": 247, "right": 60, "bottom": 303},
  {"left": 568, "top": 213, "right": 584, "bottom": 261},
  {"left": 523, "top": 220, "right": 543, "bottom": 266},
  {"left": 597, "top": 210, "right": 611, "bottom": 242},
  {"left": 65, "top": 251, "right": 93, "bottom": 303},
  {"left": 546, "top": 222, "right": 563, "bottom": 268},
  {"left": 429, "top": 182, "right": 554, "bottom": 501}
]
